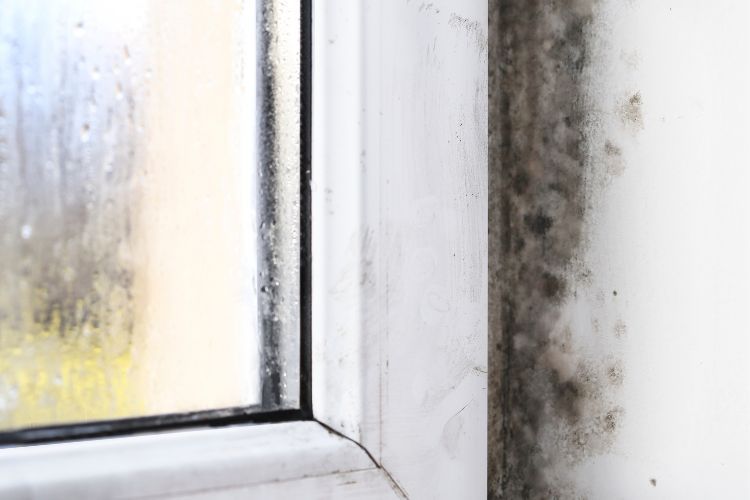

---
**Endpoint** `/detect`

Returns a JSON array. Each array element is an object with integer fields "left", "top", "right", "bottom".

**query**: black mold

[
  {"left": 490, "top": 0, "right": 625, "bottom": 497},
  {"left": 524, "top": 211, "right": 554, "bottom": 238}
]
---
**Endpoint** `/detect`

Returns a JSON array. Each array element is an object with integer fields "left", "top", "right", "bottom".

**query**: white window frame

[{"left": 0, "top": 1, "right": 487, "bottom": 498}]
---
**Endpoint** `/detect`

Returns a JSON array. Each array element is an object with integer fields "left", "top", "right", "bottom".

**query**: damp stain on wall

[{"left": 489, "top": 0, "right": 633, "bottom": 497}]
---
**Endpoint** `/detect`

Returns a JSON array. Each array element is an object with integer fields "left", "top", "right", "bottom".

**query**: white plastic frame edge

[{"left": 312, "top": 0, "right": 487, "bottom": 498}]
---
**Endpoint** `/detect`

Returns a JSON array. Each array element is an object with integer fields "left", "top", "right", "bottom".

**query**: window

[
  {"left": 0, "top": 1, "right": 487, "bottom": 498},
  {"left": 0, "top": 0, "right": 305, "bottom": 439}
]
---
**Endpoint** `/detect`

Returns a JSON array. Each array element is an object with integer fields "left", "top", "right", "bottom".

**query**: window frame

[{"left": 0, "top": 1, "right": 488, "bottom": 498}]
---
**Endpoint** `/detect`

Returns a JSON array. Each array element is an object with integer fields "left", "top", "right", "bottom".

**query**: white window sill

[{"left": 0, "top": 421, "right": 400, "bottom": 499}]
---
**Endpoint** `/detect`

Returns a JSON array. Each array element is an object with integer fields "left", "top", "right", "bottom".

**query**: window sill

[{"left": 0, "top": 421, "right": 400, "bottom": 499}]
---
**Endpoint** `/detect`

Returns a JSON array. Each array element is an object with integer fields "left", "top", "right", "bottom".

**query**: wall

[{"left": 490, "top": 0, "right": 750, "bottom": 497}]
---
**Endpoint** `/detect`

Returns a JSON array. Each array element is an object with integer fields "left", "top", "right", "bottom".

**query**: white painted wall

[{"left": 570, "top": 1, "right": 750, "bottom": 497}]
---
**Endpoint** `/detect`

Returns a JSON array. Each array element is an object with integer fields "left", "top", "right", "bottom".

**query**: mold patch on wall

[{"left": 489, "top": 0, "right": 630, "bottom": 497}]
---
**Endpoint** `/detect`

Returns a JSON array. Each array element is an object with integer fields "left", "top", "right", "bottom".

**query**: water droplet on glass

[
  {"left": 81, "top": 123, "right": 90, "bottom": 142},
  {"left": 91, "top": 66, "right": 100, "bottom": 80},
  {"left": 74, "top": 22, "right": 85, "bottom": 38},
  {"left": 20, "top": 224, "right": 32, "bottom": 239}
]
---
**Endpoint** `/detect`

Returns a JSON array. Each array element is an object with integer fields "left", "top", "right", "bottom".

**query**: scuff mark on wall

[
  {"left": 489, "top": 0, "right": 631, "bottom": 497},
  {"left": 449, "top": 13, "right": 488, "bottom": 56}
]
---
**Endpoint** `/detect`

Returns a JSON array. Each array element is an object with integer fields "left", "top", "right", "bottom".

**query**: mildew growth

[
  {"left": 490, "top": 0, "right": 629, "bottom": 497},
  {"left": 604, "top": 140, "right": 625, "bottom": 177},
  {"left": 619, "top": 92, "right": 644, "bottom": 130}
]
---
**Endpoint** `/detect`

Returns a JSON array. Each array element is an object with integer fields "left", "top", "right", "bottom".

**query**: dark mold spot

[
  {"left": 541, "top": 272, "right": 565, "bottom": 300},
  {"left": 554, "top": 378, "right": 583, "bottom": 422},
  {"left": 512, "top": 171, "right": 530, "bottom": 194},
  {"left": 524, "top": 211, "right": 554, "bottom": 238}
]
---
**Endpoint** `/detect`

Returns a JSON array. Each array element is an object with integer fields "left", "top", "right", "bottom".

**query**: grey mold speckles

[
  {"left": 619, "top": 92, "right": 644, "bottom": 131},
  {"left": 490, "top": 0, "right": 627, "bottom": 497},
  {"left": 604, "top": 140, "right": 625, "bottom": 177}
]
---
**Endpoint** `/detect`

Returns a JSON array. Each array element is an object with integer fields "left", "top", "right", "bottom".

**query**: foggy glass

[{"left": 0, "top": 0, "right": 262, "bottom": 431}]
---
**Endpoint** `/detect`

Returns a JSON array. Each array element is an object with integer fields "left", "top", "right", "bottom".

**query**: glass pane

[{"left": 0, "top": 0, "right": 267, "bottom": 431}]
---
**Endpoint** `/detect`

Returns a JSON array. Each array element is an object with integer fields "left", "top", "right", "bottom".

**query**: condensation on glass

[
  {"left": 0, "top": 0, "right": 301, "bottom": 432},
  {"left": 256, "top": 0, "right": 301, "bottom": 409}
]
